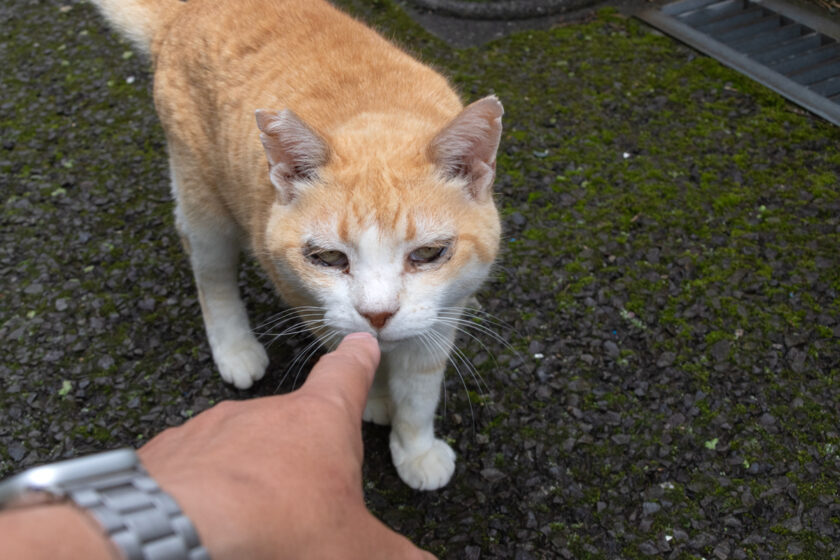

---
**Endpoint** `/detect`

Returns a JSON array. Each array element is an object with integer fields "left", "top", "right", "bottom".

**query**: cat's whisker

[
  {"left": 277, "top": 335, "right": 323, "bottom": 392},
  {"left": 255, "top": 306, "right": 326, "bottom": 332},
  {"left": 291, "top": 330, "right": 341, "bottom": 389},
  {"left": 257, "top": 317, "right": 320, "bottom": 338},
  {"left": 438, "top": 306, "right": 520, "bottom": 338},
  {"left": 425, "top": 328, "right": 477, "bottom": 434},
  {"left": 431, "top": 322, "right": 491, "bottom": 404},
  {"left": 437, "top": 308, "right": 523, "bottom": 363},
  {"left": 262, "top": 314, "right": 327, "bottom": 335},
  {"left": 292, "top": 331, "right": 340, "bottom": 388},
  {"left": 255, "top": 306, "right": 329, "bottom": 352},
  {"left": 435, "top": 317, "right": 500, "bottom": 365},
  {"left": 435, "top": 312, "right": 513, "bottom": 374},
  {"left": 257, "top": 305, "right": 335, "bottom": 392},
  {"left": 448, "top": 335, "right": 490, "bottom": 397},
  {"left": 440, "top": 304, "right": 517, "bottom": 330},
  {"left": 415, "top": 331, "right": 448, "bottom": 420},
  {"left": 261, "top": 321, "right": 329, "bottom": 349}
]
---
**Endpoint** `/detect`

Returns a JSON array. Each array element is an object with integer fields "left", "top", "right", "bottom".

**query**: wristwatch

[{"left": 0, "top": 448, "right": 210, "bottom": 560}]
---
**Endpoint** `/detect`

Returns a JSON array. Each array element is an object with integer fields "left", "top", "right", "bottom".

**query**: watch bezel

[{"left": 0, "top": 448, "right": 138, "bottom": 508}]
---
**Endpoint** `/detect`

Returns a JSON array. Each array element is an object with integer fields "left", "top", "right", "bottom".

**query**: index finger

[{"left": 301, "top": 332, "right": 381, "bottom": 418}]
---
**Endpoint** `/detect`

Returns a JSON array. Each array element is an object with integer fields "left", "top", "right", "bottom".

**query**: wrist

[
  {"left": 0, "top": 502, "right": 117, "bottom": 560},
  {"left": 0, "top": 449, "right": 211, "bottom": 560}
]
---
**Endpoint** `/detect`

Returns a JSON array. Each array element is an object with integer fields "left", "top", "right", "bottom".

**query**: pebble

[
  {"left": 8, "top": 442, "right": 26, "bottom": 462},
  {"left": 642, "top": 501, "right": 661, "bottom": 515},
  {"left": 24, "top": 283, "right": 44, "bottom": 295},
  {"left": 656, "top": 351, "right": 676, "bottom": 367},
  {"left": 480, "top": 468, "right": 506, "bottom": 482}
]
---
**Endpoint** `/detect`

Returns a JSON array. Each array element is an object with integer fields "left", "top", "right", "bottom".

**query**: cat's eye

[
  {"left": 409, "top": 245, "right": 448, "bottom": 265},
  {"left": 308, "top": 250, "right": 349, "bottom": 270}
]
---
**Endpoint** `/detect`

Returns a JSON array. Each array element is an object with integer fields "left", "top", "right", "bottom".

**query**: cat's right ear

[
  {"left": 429, "top": 95, "right": 504, "bottom": 202},
  {"left": 255, "top": 109, "right": 330, "bottom": 204}
]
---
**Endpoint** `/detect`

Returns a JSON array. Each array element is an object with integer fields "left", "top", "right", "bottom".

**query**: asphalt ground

[{"left": 2, "top": 0, "right": 840, "bottom": 558}]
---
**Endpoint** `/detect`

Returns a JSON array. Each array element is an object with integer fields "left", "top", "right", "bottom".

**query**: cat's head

[{"left": 255, "top": 96, "right": 503, "bottom": 349}]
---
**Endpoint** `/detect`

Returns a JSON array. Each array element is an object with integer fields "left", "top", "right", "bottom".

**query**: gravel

[{"left": 3, "top": 0, "right": 840, "bottom": 558}]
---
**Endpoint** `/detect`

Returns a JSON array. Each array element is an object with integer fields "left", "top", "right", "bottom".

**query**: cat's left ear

[
  {"left": 429, "top": 95, "right": 504, "bottom": 202},
  {"left": 255, "top": 109, "right": 330, "bottom": 204}
]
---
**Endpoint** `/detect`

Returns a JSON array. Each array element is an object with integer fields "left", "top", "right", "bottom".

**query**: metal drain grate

[{"left": 638, "top": 0, "right": 840, "bottom": 125}]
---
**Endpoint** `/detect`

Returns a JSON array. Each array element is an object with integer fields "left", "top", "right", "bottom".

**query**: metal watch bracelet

[{"left": 64, "top": 463, "right": 211, "bottom": 560}]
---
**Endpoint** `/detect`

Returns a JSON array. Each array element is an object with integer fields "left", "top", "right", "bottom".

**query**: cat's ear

[
  {"left": 255, "top": 109, "right": 330, "bottom": 204},
  {"left": 429, "top": 95, "right": 503, "bottom": 202}
]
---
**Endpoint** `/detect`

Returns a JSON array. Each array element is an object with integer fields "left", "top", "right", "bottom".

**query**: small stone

[
  {"left": 710, "top": 339, "right": 730, "bottom": 362},
  {"left": 24, "top": 283, "right": 44, "bottom": 295},
  {"left": 8, "top": 442, "right": 26, "bottom": 462},
  {"left": 43, "top": 350, "right": 64, "bottom": 362},
  {"left": 782, "top": 516, "right": 803, "bottom": 533},
  {"left": 787, "top": 542, "right": 804, "bottom": 555},
  {"left": 638, "top": 541, "right": 659, "bottom": 556},
  {"left": 672, "top": 529, "right": 689, "bottom": 541},
  {"left": 656, "top": 351, "right": 676, "bottom": 368},
  {"left": 759, "top": 412, "right": 776, "bottom": 426},
  {"left": 480, "top": 468, "right": 506, "bottom": 482},
  {"left": 98, "top": 355, "right": 115, "bottom": 370},
  {"left": 55, "top": 298, "right": 68, "bottom": 311},
  {"left": 642, "top": 502, "right": 661, "bottom": 515},
  {"left": 603, "top": 340, "right": 619, "bottom": 357},
  {"left": 464, "top": 545, "right": 481, "bottom": 560},
  {"left": 611, "top": 434, "right": 631, "bottom": 445},
  {"left": 713, "top": 541, "right": 731, "bottom": 560},
  {"left": 786, "top": 348, "right": 807, "bottom": 374}
]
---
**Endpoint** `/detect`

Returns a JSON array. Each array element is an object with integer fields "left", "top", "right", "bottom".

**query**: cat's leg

[
  {"left": 363, "top": 365, "right": 393, "bottom": 425},
  {"left": 386, "top": 350, "right": 455, "bottom": 491},
  {"left": 171, "top": 173, "right": 268, "bottom": 389}
]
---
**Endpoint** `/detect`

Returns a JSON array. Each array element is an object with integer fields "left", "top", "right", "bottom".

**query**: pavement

[{"left": 2, "top": 0, "right": 840, "bottom": 558}]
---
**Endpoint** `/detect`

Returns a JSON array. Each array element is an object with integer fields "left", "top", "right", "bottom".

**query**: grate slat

[
  {"left": 728, "top": 23, "right": 805, "bottom": 53},
  {"left": 637, "top": 0, "right": 840, "bottom": 126},
  {"left": 790, "top": 59, "right": 840, "bottom": 85},
  {"left": 662, "top": 0, "right": 723, "bottom": 16},
  {"left": 694, "top": 8, "right": 767, "bottom": 33},
  {"left": 718, "top": 16, "right": 788, "bottom": 43},
  {"left": 769, "top": 42, "right": 840, "bottom": 74},
  {"left": 678, "top": 2, "right": 756, "bottom": 27},
  {"left": 810, "top": 76, "right": 840, "bottom": 96},
  {"left": 752, "top": 33, "right": 825, "bottom": 63}
]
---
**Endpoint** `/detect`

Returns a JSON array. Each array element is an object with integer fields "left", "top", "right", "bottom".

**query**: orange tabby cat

[{"left": 91, "top": 0, "right": 502, "bottom": 490}]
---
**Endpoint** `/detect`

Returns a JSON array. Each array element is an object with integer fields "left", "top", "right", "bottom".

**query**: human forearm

[{"left": 0, "top": 503, "right": 115, "bottom": 560}]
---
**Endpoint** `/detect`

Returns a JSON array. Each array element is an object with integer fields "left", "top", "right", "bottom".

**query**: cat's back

[{"left": 153, "top": 0, "right": 461, "bottom": 133}]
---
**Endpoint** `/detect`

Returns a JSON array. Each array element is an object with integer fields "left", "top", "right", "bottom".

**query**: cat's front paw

[
  {"left": 390, "top": 436, "right": 456, "bottom": 491},
  {"left": 363, "top": 394, "right": 393, "bottom": 425},
  {"left": 213, "top": 335, "right": 269, "bottom": 389}
]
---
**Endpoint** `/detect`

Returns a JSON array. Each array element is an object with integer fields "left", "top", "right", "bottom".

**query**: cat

[{"left": 91, "top": 0, "right": 502, "bottom": 491}]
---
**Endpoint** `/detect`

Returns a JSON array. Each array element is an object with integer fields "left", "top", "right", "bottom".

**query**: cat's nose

[{"left": 360, "top": 309, "right": 397, "bottom": 330}]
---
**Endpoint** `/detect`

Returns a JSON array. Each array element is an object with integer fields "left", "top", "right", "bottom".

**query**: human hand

[{"left": 139, "top": 332, "right": 435, "bottom": 560}]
